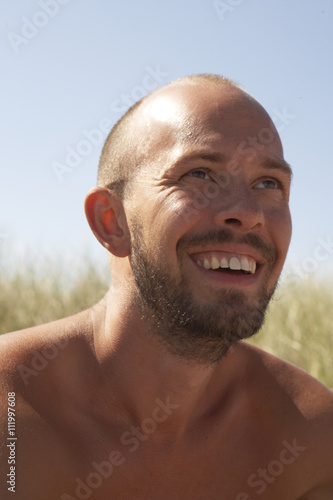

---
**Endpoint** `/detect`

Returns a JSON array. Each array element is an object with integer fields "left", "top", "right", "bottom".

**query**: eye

[
  {"left": 255, "top": 178, "right": 282, "bottom": 190},
  {"left": 187, "top": 169, "right": 210, "bottom": 180}
]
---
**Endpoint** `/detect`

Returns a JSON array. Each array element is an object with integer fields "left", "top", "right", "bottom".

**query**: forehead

[{"left": 136, "top": 83, "right": 283, "bottom": 170}]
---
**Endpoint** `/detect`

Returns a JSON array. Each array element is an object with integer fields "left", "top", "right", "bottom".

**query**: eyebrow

[
  {"left": 261, "top": 157, "right": 293, "bottom": 178},
  {"left": 170, "top": 150, "right": 293, "bottom": 178},
  {"left": 172, "top": 151, "right": 229, "bottom": 167}
]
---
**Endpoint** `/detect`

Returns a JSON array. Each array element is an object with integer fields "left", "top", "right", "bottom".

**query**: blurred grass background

[
  {"left": 248, "top": 279, "right": 333, "bottom": 390},
  {"left": 0, "top": 252, "right": 332, "bottom": 389}
]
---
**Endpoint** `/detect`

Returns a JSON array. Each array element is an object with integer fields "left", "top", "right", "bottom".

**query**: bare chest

[
  {"left": 60, "top": 444, "right": 308, "bottom": 500},
  {"left": 16, "top": 421, "right": 310, "bottom": 500}
]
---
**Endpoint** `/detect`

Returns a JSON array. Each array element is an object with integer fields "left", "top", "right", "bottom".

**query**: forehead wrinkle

[
  {"left": 133, "top": 112, "right": 202, "bottom": 178},
  {"left": 133, "top": 85, "right": 285, "bottom": 182},
  {"left": 165, "top": 150, "right": 230, "bottom": 174}
]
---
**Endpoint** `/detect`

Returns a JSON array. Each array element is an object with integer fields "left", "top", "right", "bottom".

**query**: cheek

[
  {"left": 164, "top": 190, "right": 214, "bottom": 234},
  {"left": 266, "top": 205, "right": 292, "bottom": 261},
  {"left": 148, "top": 193, "right": 202, "bottom": 242}
]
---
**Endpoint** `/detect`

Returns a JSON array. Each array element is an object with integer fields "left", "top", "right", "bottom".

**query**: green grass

[
  {"left": 0, "top": 254, "right": 332, "bottom": 389},
  {"left": 0, "top": 253, "right": 110, "bottom": 334},
  {"left": 248, "top": 279, "right": 333, "bottom": 389}
]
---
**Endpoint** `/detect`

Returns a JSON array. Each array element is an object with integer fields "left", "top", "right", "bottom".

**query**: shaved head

[
  {"left": 97, "top": 74, "right": 247, "bottom": 197},
  {"left": 91, "top": 73, "right": 290, "bottom": 364}
]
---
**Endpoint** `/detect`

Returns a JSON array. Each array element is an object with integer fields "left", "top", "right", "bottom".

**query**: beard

[{"left": 130, "top": 221, "right": 278, "bottom": 365}]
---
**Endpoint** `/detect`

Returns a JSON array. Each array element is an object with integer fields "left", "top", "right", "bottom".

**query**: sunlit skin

[
  {"left": 127, "top": 85, "right": 290, "bottom": 298},
  {"left": 0, "top": 80, "right": 333, "bottom": 500}
]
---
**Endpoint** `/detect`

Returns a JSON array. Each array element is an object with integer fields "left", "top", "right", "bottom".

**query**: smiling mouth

[{"left": 194, "top": 253, "right": 257, "bottom": 275}]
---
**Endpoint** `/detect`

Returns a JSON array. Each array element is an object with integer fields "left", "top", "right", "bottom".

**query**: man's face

[{"left": 125, "top": 83, "right": 292, "bottom": 364}]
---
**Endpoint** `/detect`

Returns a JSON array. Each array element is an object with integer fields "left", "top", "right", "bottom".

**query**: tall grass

[
  {"left": 0, "top": 254, "right": 332, "bottom": 389},
  {"left": 0, "top": 253, "right": 110, "bottom": 334},
  {"left": 248, "top": 279, "right": 333, "bottom": 389}
]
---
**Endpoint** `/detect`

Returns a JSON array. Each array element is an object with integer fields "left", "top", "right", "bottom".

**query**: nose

[{"left": 213, "top": 186, "right": 265, "bottom": 233}]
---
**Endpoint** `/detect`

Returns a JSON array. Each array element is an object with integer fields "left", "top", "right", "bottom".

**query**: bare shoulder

[
  {"left": 239, "top": 342, "right": 333, "bottom": 497},
  {"left": 0, "top": 308, "right": 100, "bottom": 424},
  {"left": 0, "top": 308, "right": 95, "bottom": 378},
  {"left": 242, "top": 342, "right": 333, "bottom": 418},
  {"left": 0, "top": 306, "right": 99, "bottom": 413},
  {"left": 0, "top": 310, "right": 97, "bottom": 499}
]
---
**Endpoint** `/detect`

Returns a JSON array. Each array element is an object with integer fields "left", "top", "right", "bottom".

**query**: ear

[{"left": 84, "top": 187, "right": 131, "bottom": 257}]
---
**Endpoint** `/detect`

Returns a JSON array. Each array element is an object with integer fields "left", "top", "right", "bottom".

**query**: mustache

[{"left": 176, "top": 228, "right": 276, "bottom": 265}]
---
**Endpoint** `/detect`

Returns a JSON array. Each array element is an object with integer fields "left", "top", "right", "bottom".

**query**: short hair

[{"left": 97, "top": 74, "right": 241, "bottom": 197}]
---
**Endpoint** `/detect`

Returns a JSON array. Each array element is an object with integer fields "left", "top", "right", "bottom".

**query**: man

[{"left": 0, "top": 74, "right": 332, "bottom": 500}]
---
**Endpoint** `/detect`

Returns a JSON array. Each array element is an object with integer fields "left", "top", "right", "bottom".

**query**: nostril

[{"left": 225, "top": 218, "right": 242, "bottom": 226}]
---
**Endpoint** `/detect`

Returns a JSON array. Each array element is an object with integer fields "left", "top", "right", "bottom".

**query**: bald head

[{"left": 97, "top": 74, "right": 280, "bottom": 198}]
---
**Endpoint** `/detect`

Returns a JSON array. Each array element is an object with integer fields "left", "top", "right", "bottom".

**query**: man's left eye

[
  {"left": 187, "top": 170, "right": 210, "bottom": 180},
  {"left": 255, "top": 179, "right": 280, "bottom": 189}
]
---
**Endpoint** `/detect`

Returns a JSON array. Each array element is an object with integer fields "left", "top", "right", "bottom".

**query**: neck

[{"left": 90, "top": 285, "right": 245, "bottom": 436}]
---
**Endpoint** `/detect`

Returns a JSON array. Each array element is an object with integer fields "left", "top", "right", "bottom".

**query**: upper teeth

[{"left": 198, "top": 255, "right": 256, "bottom": 274}]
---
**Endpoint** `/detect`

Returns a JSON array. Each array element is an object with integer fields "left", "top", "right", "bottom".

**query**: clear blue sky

[{"left": 1, "top": 0, "right": 333, "bottom": 280}]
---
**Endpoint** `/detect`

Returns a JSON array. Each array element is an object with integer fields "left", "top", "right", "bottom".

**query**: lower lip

[{"left": 189, "top": 258, "right": 263, "bottom": 287}]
